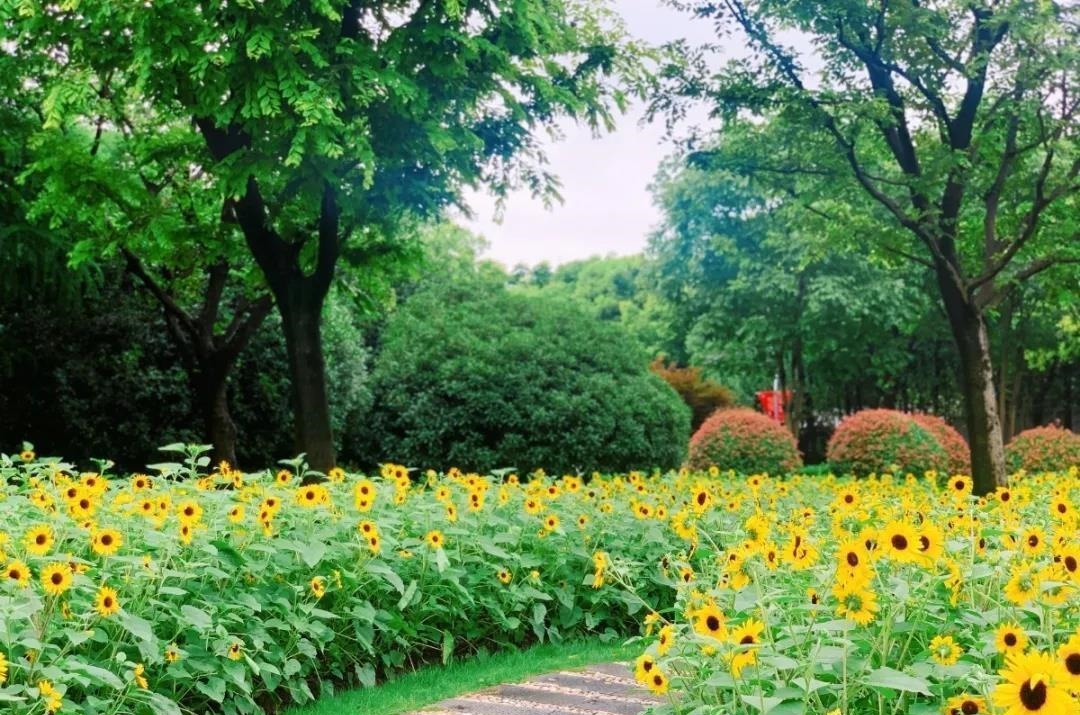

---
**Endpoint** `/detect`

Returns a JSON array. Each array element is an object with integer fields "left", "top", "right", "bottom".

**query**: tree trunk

[
  {"left": 196, "top": 362, "right": 238, "bottom": 468},
  {"left": 936, "top": 269, "right": 1007, "bottom": 493},
  {"left": 278, "top": 284, "right": 336, "bottom": 473}
]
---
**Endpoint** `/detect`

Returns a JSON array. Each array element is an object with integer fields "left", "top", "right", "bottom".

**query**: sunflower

[
  {"left": 24, "top": 524, "right": 54, "bottom": 556},
  {"left": 929, "top": 634, "right": 962, "bottom": 666},
  {"left": 5, "top": 559, "right": 30, "bottom": 587},
  {"left": 310, "top": 576, "right": 325, "bottom": 599},
  {"left": 91, "top": 528, "right": 122, "bottom": 556},
  {"left": 275, "top": 470, "right": 292, "bottom": 485},
  {"left": 692, "top": 603, "right": 727, "bottom": 641},
  {"left": 1057, "top": 632, "right": 1080, "bottom": 688},
  {"left": 95, "top": 585, "right": 120, "bottom": 617},
  {"left": 227, "top": 641, "right": 243, "bottom": 660},
  {"left": 881, "top": 521, "right": 920, "bottom": 563},
  {"left": 645, "top": 668, "right": 669, "bottom": 695},
  {"left": 40, "top": 562, "right": 73, "bottom": 597},
  {"left": 133, "top": 663, "right": 148, "bottom": 689},
  {"left": 164, "top": 644, "right": 182, "bottom": 663},
  {"left": 1003, "top": 562, "right": 1041, "bottom": 605},
  {"left": 992, "top": 650, "right": 1072, "bottom": 715},
  {"left": 177, "top": 500, "right": 203, "bottom": 525},
  {"left": 497, "top": 569, "right": 512, "bottom": 585},
  {"left": 425, "top": 530, "right": 445, "bottom": 550},
  {"left": 832, "top": 581, "right": 878, "bottom": 625},
  {"left": 1019, "top": 527, "right": 1046, "bottom": 556},
  {"left": 835, "top": 538, "right": 872, "bottom": 586},
  {"left": 995, "top": 623, "right": 1029, "bottom": 655},
  {"left": 657, "top": 624, "right": 675, "bottom": 655},
  {"left": 227, "top": 505, "right": 245, "bottom": 523},
  {"left": 1054, "top": 545, "right": 1079, "bottom": 584},
  {"left": 945, "top": 695, "right": 987, "bottom": 715},
  {"left": 543, "top": 514, "right": 560, "bottom": 532},
  {"left": 0, "top": 651, "right": 7, "bottom": 684},
  {"left": 19, "top": 449, "right": 34, "bottom": 462},
  {"left": 729, "top": 618, "right": 765, "bottom": 677},
  {"left": 633, "top": 653, "right": 656, "bottom": 684},
  {"left": 916, "top": 523, "right": 945, "bottom": 562},
  {"left": 38, "top": 679, "right": 62, "bottom": 713},
  {"left": 950, "top": 475, "right": 973, "bottom": 496}
]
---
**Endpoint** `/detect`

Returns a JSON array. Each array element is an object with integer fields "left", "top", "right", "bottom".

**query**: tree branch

[{"left": 121, "top": 247, "right": 197, "bottom": 336}]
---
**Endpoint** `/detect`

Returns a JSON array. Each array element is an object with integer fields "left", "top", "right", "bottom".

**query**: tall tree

[
  {"left": 22, "top": 0, "right": 638, "bottom": 470},
  {"left": 655, "top": 0, "right": 1080, "bottom": 492}
]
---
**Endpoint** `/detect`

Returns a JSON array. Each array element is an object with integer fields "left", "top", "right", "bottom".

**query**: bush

[
  {"left": 826, "top": 408, "right": 948, "bottom": 477},
  {"left": 910, "top": 413, "right": 970, "bottom": 475},
  {"left": 1005, "top": 424, "right": 1080, "bottom": 472},
  {"left": 362, "top": 280, "right": 691, "bottom": 473},
  {"left": 650, "top": 358, "right": 735, "bottom": 431},
  {"left": 686, "top": 407, "right": 802, "bottom": 474}
]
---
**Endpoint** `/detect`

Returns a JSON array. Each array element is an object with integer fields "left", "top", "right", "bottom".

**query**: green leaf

[
  {"left": 863, "top": 667, "right": 932, "bottom": 696},
  {"left": 180, "top": 605, "right": 212, "bottom": 630}
]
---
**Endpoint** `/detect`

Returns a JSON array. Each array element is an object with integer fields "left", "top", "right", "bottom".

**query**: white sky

[{"left": 459, "top": 1, "right": 719, "bottom": 269}]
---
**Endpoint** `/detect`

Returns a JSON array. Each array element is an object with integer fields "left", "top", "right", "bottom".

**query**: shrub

[
  {"left": 650, "top": 358, "right": 735, "bottom": 431},
  {"left": 910, "top": 413, "right": 970, "bottom": 475},
  {"left": 362, "top": 280, "right": 691, "bottom": 473},
  {"left": 827, "top": 408, "right": 948, "bottom": 477},
  {"left": 687, "top": 407, "right": 802, "bottom": 474},
  {"left": 1005, "top": 424, "right": 1080, "bottom": 472}
]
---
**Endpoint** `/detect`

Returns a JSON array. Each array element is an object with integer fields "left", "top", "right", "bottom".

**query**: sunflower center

[
  {"left": 1064, "top": 556, "right": 1077, "bottom": 573},
  {"left": 1004, "top": 633, "right": 1017, "bottom": 647},
  {"left": 919, "top": 536, "right": 931, "bottom": 550},
  {"left": 1027, "top": 535, "right": 1039, "bottom": 548},
  {"left": 697, "top": 492, "right": 707, "bottom": 505},
  {"left": 844, "top": 494, "right": 854, "bottom": 504},
  {"left": 1065, "top": 653, "right": 1080, "bottom": 676},
  {"left": 104, "top": 596, "right": 113, "bottom": 608},
  {"left": 51, "top": 572, "right": 63, "bottom": 585},
  {"left": 961, "top": 701, "right": 979, "bottom": 714},
  {"left": 36, "top": 534, "right": 46, "bottom": 545},
  {"left": 706, "top": 615, "right": 720, "bottom": 632},
  {"left": 101, "top": 534, "right": 113, "bottom": 545},
  {"left": 1018, "top": 679, "right": 1047, "bottom": 710},
  {"left": 954, "top": 480, "right": 964, "bottom": 490},
  {"left": 739, "top": 635, "right": 754, "bottom": 645},
  {"left": 846, "top": 552, "right": 859, "bottom": 567},
  {"left": 891, "top": 534, "right": 908, "bottom": 550},
  {"left": 1056, "top": 503, "right": 1066, "bottom": 513}
]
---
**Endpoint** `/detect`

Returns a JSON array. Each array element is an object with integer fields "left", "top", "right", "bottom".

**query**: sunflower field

[{"left": 0, "top": 445, "right": 1078, "bottom": 715}]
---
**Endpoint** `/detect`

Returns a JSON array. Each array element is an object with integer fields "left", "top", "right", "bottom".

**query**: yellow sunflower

[
  {"left": 1003, "top": 562, "right": 1041, "bottom": 606},
  {"left": 40, "top": 562, "right": 73, "bottom": 597},
  {"left": 945, "top": 694, "right": 987, "bottom": 715},
  {"left": 929, "top": 634, "right": 962, "bottom": 666},
  {"left": 24, "top": 524, "right": 54, "bottom": 556},
  {"left": 94, "top": 585, "right": 120, "bottom": 617},
  {"left": 992, "top": 650, "right": 1072, "bottom": 715},
  {"left": 91, "top": 528, "right": 122, "bottom": 557},
  {"left": 692, "top": 603, "right": 727, "bottom": 641},
  {"left": 425, "top": 530, "right": 445, "bottom": 550},
  {"left": 881, "top": 520, "right": 920, "bottom": 563},
  {"left": 5, "top": 559, "right": 30, "bottom": 587},
  {"left": 995, "top": 623, "right": 1029, "bottom": 655},
  {"left": 1057, "top": 632, "right": 1080, "bottom": 688}
]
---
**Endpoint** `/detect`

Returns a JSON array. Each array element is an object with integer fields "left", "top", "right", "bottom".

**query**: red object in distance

[{"left": 756, "top": 390, "right": 791, "bottom": 424}]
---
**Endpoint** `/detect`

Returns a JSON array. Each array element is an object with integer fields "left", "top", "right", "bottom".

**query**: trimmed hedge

[
  {"left": 686, "top": 407, "right": 802, "bottom": 474},
  {"left": 911, "top": 413, "right": 970, "bottom": 475},
  {"left": 827, "top": 409, "right": 948, "bottom": 477},
  {"left": 1005, "top": 425, "right": 1080, "bottom": 473}
]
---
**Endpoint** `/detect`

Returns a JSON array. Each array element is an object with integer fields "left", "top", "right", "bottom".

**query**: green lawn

[{"left": 287, "top": 637, "right": 637, "bottom": 715}]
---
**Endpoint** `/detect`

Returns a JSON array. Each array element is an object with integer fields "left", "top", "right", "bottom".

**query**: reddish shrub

[
  {"left": 911, "top": 413, "right": 970, "bottom": 475},
  {"left": 651, "top": 358, "right": 735, "bottom": 431},
  {"left": 1005, "top": 425, "right": 1080, "bottom": 473},
  {"left": 827, "top": 409, "right": 948, "bottom": 477},
  {"left": 687, "top": 408, "right": 802, "bottom": 474}
]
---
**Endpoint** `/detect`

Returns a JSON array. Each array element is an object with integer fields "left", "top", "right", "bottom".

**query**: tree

[
  {"left": 362, "top": 276, "right": 691, "bottom": 473},
  {"left": 655, "top": 0, "right": 1080, "bottom": 493},
  {"left": 22, "top": 0, "right": 639, "bottom": 470}
]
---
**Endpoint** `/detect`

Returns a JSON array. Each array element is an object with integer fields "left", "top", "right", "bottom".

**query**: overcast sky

[{"left": 458, "top": 1, "right": 719, "bottom": 269}]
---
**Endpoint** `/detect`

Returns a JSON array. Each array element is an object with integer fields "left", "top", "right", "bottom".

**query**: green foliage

[
  {"left": 511, "top": 255, "right": 677, "bottom": 357},
  {"left": 363, "top": 279, "right": 691, "bottom": 474},
  {"left": 686, "top": 408, "right": 802, "bottom": 474},
  {"left": 827, "top": 409, "right": 949, "bottom": 477}
]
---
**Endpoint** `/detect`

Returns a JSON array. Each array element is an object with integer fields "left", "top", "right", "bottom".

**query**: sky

[{"left": 458, "top": 2, "right": 719, "bottom": 269}]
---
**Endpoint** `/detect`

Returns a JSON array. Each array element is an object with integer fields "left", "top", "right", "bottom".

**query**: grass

[{"left": 287, "top": 637, "right": 637, "bottom": 715}]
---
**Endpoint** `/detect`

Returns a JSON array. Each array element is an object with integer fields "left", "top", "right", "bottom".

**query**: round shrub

[
  {"left": 1005, "top": 425, "right": 1080, "bottom": 473},
  {"left": 362, "top": 279, "right": 691, "bottom": 473},
  {"left": 827, "top": 408, "right": 948, "bottom": 477},
  {"left": 687, "top": 408, "right": 802, "bottom": 474},
  {"left": 911, "top": 413, "right": 970, "bottom": 475}
]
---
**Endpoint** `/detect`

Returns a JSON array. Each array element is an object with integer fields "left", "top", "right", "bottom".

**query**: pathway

[{"left": 409, "top": 662, "right": 661, "bottom": 715}]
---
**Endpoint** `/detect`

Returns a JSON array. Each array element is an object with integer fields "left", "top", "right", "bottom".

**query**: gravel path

[{"left": 409, "top": 662, "right": 661, "bottom": 715}]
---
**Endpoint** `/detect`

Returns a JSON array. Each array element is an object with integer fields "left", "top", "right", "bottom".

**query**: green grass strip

[{"left": 287, "top": 637, "right": 637, "bottom": 715}]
